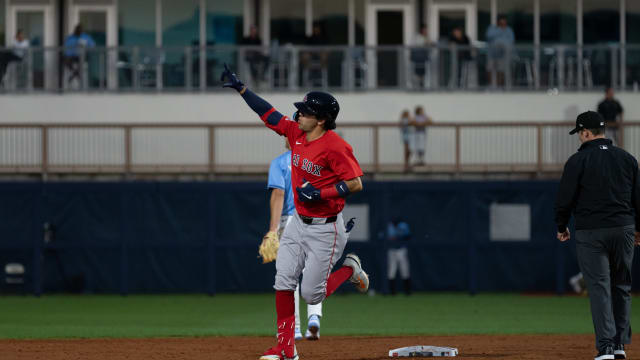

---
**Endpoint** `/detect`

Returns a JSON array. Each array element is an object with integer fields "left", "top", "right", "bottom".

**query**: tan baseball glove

[{"left": 259, "top": 231, "right": 279, "bottom": 264}]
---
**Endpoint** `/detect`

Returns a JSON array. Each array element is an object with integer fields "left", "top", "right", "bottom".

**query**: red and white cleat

[{"left": 343, "top": 253, "right": 369, "bottom": 293}]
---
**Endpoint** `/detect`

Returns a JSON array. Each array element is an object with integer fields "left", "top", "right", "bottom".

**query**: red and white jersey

[{"left": 263, "top": 114, "right": 363, "bottom": 217}]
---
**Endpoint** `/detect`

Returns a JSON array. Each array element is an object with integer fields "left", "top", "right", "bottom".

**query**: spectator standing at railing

[
  {"left": 598, "top": 87, "right": 624, "bottom": 146},
  {"left": 411, "top": 106, "right": 433, "bottom": 166},
  {"left": 242, "top": 25, "right": 269, "bottom": 87},
  {"left": 399, "top": 110, "right": 413, "bottom": 172},
  {"left": 485, "top": 16, "right": 514, "bottom": 87},
  {"left": 411, "top": 25, "right": 431, "bottom": 88},
  {"left": 0, "top": 29, "right": 30, "bottom": 87},
  {"left": 450, "top": 27, "right": 472, "bottom": 88},
  {"left": 63, "top": 24, "right": 96, "bottom": 87}
]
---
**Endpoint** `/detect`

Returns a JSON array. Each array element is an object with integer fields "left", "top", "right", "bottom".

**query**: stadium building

[{"left": 0, "top": 0, "right": 638, "bottom": 297}]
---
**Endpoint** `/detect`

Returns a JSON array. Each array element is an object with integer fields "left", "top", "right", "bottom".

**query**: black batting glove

[
  {"left": 220, "top": 63, "right": 245, "bottom": 92},
  {"left": 296, "top": 179, "right": 321, "bottom": 202},
  {"left": 345, "top": 218, "right": 356, "bottom": 233}
]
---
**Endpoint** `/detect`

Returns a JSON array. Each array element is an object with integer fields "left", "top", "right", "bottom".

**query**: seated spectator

[
  {"left": 0, "top": 30, "right": 30, "bottom": 86},
  {"left": 485, "top": 16, "right": 514, "bottom": 86},
  {"left": 63, "top": 24, "right": 96, "bottom": 86},
  {"left": 242, "top": 25, "right": 269, "bottom": 85}
]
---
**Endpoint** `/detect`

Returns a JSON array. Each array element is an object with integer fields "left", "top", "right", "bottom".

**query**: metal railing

[
  {"left": 0, "top": 122, "right": 638, "bottom": 178},
  {"left": 1, "top": 43, "right": 640, "bottom": 93}
]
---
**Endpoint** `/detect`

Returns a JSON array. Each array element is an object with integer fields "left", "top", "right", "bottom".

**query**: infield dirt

[{"left": 1, "top": 334, "right": 631, "bottom": 360}]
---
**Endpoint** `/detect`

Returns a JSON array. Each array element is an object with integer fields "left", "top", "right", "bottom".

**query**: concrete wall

[{"left": 1, "top": 91, "right": 639, "bottom": 124}]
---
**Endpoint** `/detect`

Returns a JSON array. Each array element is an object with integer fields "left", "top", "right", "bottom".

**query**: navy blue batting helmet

[{"left": 293, "top": 91, "right": 340, "bottom": 130}]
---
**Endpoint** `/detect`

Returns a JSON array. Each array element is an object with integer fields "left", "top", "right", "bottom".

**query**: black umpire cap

[{"left": 569, "top": 111, "right": 605, "bottom": 134}]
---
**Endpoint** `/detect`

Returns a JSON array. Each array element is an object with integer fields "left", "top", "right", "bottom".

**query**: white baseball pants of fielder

[
  {"left": 279, "top": 215, "right": 323, "bottom": 330},
  {"left": 276, "top": 211, "right": 348, "bottom": 305},
  {"left": 387, "top": 247, "right": 410, "bottom": 280}
]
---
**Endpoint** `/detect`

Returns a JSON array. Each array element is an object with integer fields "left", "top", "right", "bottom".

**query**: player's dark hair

[
  {"left": 321, "top": 115, "right": 337, "bottom": 130},
  {"left": 586, "top": 127, "right": 604, "bottom": 136}
]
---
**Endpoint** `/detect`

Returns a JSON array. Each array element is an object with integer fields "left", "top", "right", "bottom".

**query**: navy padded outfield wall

[{"left": 0, "top": 181, "right": 638, "bottom": 295}]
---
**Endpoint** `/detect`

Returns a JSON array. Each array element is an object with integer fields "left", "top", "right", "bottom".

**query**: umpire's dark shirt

[{"left": 555, "top": 138, "right": 640, "bottom": 233}]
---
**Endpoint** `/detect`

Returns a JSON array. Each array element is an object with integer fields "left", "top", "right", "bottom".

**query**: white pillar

[
  {"left": 534, "top": 0, "right": 540, "bottom": 45},
  {"left": 620, "top": 0, "right": 626, "bottom": 88},
  {"left": 305, "top": 0, "right": 312, "bottom": 37},
  {"left": 156, "top": 0, "right": 162, "bottom": 46},
  {"left": 200, "top": 0, "right": 206, "bottom": 90},
  {"left": 620, "top": 0, "right": 625, "bottom": 44},
  {"left": 348, "top": 0, "right": 355, "bottom": 46},
  {"left": 424, "top": 0, "right": 431, "bottom": 33},
  {"left": 261, "top": 0, "right": 270, "bottom": 46},
  {"left": 5, "top": 0, "right": 12, "bottom": 46},
  {"left": 576, "top": 0, "right": 582, "bottom": 45},
  {"left": 156, "top": 0, "right": 163, "bottom": 89},
  {"left": 467, "top": 2, "right": 477, "bottom": 41},
  {"left": 243, "top": 0, "right": 253, "bottom": 37},
  {"left": 490, "top": 0, "right": 497, "bottom": 25},
  {"left": 200, "top": 0, "right": 206, "bottom": 46}
]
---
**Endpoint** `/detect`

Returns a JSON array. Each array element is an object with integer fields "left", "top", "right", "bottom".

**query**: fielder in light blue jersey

[{"left": 266, "top": 142, "right": 323, "bottom": 341}]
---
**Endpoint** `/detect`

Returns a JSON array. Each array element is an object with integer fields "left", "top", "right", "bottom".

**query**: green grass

[{"left": 0, "top": 293, "right": 633, "bottom": 339}]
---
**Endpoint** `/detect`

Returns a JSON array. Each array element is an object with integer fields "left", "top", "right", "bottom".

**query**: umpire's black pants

[{"left": 576, "top": 224, "right": 635, "bottom": 351}]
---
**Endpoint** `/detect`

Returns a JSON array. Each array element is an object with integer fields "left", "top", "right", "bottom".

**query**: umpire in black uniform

[{"left": 555, "top": 111, "right": 640, "bottom": 360}]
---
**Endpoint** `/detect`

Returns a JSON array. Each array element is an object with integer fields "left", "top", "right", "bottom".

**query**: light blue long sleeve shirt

[
  {"left": 267, "top": 151, "right": 295, "bottom": 216},
  {"left": 64, "top": 33, "right": 96, "bottom": 57},
  {"left": 486, "top": 25, "right": 515, "bottom": 46}
]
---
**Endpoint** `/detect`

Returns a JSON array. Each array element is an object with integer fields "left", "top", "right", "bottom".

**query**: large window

[
  {"left": 313, "top": 0, "right": 348, "bottom": 45},
  {"left": 118, "top": 0, "right": 156, "bottom": 88},
  {"left": 540, "top": 0, "right": 576, "bottom": 44},
  {"left": 162, "top": 0, "right": 200, "bottom": 46},
  {"left": 271, "top": 0, "right": 306, "bottom": 45},
  {"left": 498, "top": 0, "right": 533, "bottom": 43},
  {"left": 119, "top": 0, "right": 156, "bottom": 46},
  {"left": 0, "top": 0, "right": 5, "bottom": 46},
  {"left": 355, "top": 0, "right": 365, "bottom": 45},
  {"left": 162, "top": 0, "right": 200, "bottom": 87},
  {"left": 206, "top": 0, "right": 242, "bottom": 45},
  {"left": 477, "top": 0, "right": 491, "bottom": 42},
  {"left": 206, "top": 0, "right": 243, "bottom": 87},
  {"left": 626, "top": 0, "right": 640, "bottom": 88},
  {"left": 583, "top": 0, "right": 619, "bottom": 44},
  {"left": 627, "top": 0, "right": 640, "bottom": 44}
]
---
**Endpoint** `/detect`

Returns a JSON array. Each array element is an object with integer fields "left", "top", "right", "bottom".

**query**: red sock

[
  {"left": 276, "top": 290, "right": 295, "bottom": 319},
  {"left": 325, "top": 266, "right": 353, "bottom": 297},
  {"left": 275, "top": 290, "right": 296, "bottom": 357}
]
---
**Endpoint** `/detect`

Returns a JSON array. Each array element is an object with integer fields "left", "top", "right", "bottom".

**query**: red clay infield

[{"left": 1, "top": 335, "right": 632, "bottom": 360}]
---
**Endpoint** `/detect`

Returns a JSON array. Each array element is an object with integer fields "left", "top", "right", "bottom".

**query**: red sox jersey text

[{"left": 264, "top": 116, "right": 363, "bottom": 217}]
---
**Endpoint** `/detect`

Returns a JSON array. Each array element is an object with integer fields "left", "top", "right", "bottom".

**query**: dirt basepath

[{"left": 1, "top": 334, "right": 629, "bottom": 360}]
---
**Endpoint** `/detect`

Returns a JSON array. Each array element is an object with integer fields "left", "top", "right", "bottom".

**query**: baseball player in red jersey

[{"left": 221, "top": 64, "right": 369, "bottom": 360}]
